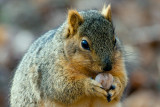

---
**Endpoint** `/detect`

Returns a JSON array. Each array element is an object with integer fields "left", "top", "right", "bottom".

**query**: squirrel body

[{"left": 10, "top": 5, "right": 127, "bottom": 107}]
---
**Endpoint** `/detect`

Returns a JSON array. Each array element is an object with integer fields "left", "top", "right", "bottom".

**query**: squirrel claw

[
  {"left": 100, "top": 86, "right": 105, "bottom": 90},
  {"left": 109, "top": 85, "right": 116, "bottom": 90},
  {"left": 107, "top": 93, "right": 112, "bottom": 102}
]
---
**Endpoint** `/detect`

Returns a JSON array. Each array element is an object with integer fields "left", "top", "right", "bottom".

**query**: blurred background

[{"left": 0, "top": 0, "right": 160, "bottom": 107}]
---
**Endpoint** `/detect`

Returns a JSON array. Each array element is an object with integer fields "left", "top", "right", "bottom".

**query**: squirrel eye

[{"left": 81, "top": 40, "right": 90, "bottom": 50}]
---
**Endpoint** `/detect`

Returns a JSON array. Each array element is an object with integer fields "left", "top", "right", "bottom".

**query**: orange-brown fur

[
  {"left": 68, "top": 10, "right": 84, "bottom": 35},
  {"left": 10, "top": 5, "right": 127, "bottom": 107},
  {"left": 39, "top": 52, "right": 126, "bottom": 107},
  {"left": 50, "top": 51, "right": 127, "bottom": 107},
  {"left": 53, "top": 6, "right": 127, "bottom": 107}
]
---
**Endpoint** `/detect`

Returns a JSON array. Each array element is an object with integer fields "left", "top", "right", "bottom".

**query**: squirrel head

[{"left": 63, "top": 4, "right": 121, "bottom": 76}]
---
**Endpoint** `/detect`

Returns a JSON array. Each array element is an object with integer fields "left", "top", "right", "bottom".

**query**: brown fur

[
  {"left": 53, "top": 7, "right": 127, "bottom": 106},
  {"left": 10, "top": 5, "right": 127, "bottom": 107},
  {"left": 51, "top": 50, "right": 127, "bottom": 107},
  {"left": 68, "top": 10, "right": 84, "bottom": 35}
]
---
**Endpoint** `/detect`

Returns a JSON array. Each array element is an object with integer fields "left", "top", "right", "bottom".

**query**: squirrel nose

[
  {"left": 103, "top": 64, "right": 112, "bottom": 71},
  {"left": 102, "top": 57, "right": 112, "bottom": 72}
]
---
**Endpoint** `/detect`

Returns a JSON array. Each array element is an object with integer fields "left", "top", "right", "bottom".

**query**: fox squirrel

[{"left": 10, "top": 4, "right": 128, "bottom": 107}]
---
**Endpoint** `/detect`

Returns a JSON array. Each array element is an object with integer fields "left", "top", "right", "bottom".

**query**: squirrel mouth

[{"left": 90, "top": 70, "right": 103, "bottom": 79}]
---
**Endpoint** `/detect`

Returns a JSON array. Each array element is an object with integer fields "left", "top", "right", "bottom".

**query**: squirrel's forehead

[
  {"left": 79, "top": 19, "right": 114, "bottom": 40},
  {"left": 79, "top": 10, "right": 114, "bottom": 45},
  {"left": 79, "top": 11, "right": 113, "bottom": 35}
]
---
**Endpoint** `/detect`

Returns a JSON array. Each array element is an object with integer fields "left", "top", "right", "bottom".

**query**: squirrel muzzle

[{"left": 102, "top": 57, "right": 112, "bottom": 72}]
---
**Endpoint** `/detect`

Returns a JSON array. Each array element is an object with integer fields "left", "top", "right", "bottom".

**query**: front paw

[
  {"left": 107, "top": 78, "right": 122, "bottom": 102},
  {"left": 85, "top": 78, "right": 108, "bottom": 100}
]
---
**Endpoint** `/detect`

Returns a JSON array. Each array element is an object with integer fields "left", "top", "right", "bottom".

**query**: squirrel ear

[
  {"left": 101, "top": 4, "right": 112, "bottom": 22},
  {"left": 67, "top": 10, "right": 83, "bottom": 35}
]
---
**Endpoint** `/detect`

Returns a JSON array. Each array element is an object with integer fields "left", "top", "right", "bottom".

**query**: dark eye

[{"left": 81, "top": 40, "right": 90, "bottom": 50}]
